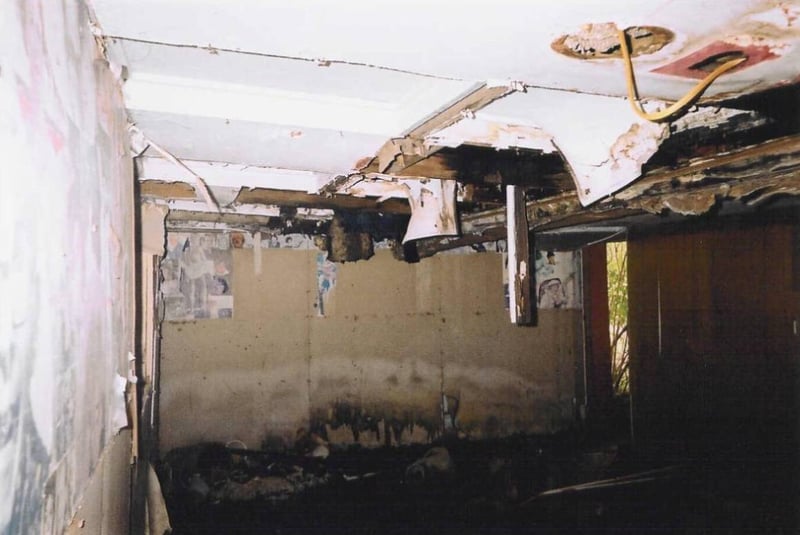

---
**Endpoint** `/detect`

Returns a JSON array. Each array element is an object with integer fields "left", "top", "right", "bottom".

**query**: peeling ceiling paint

[{"left": 88, "top": 0, "right": 800, "bottom": 237}]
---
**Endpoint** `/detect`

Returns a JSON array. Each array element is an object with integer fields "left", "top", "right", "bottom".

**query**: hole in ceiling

[
  {"left": 552, "top": 23, "right": 674, "bottom": 59},
  {"left": 688, "top": 50, "right": 748, "bottom": 73}
]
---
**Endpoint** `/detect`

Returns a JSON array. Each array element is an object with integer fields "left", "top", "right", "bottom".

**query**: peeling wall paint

[
  {"left": 478, "top": 90, "right": 671, "bottom": 206},
  {"left": 158, "top": 248, "right": 582, "bottom": 453},
  {"left": 0, "top": 1, "right": 135, "bottom": 533}
]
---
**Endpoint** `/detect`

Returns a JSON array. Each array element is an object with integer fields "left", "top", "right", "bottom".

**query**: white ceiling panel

[
  {"left": 93, "top": 0, "right": 800, "bottom": 100},
  {"left": 132, "top": 110, "right": 386, "bottom": 174},
  {"left": 111, "top": 39, "right": 479, "bottom": 128},
  {"left": 136, "top": 157, "right": 330, "bottom": 193}
]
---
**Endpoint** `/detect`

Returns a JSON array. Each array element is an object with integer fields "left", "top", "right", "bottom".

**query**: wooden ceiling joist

[
  {"left": 413, "top": 133, "right": 800, "bottom": 257},
  {"left": 235, "top": 187, "right": 411, "bottom": 215}
]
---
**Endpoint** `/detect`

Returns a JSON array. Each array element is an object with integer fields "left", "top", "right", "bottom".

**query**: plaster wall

[
  {"left": 160, "top": 248, "right": 582, "bottom": 452},
  {"left": 0, "top": 1, "right": 135, "bottom": 532}
]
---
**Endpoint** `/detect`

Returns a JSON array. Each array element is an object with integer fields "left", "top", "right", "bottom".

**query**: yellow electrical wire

[{"left": 617, "top": 27, "right": 748, "bottom": 122}]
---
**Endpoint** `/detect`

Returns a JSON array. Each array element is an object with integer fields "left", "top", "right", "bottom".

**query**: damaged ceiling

[{"left": 90, "top": 0, "right": 800, "bottom": 251}]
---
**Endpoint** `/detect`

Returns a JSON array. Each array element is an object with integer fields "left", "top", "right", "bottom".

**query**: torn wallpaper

[
  {"left": 503, "top": 248, "right": 582, "bottom": 310},
  {"left": 534, "top": 250, "right": 582, "bottom": 309},
  {"left": 315, "top": 252, "right": 338, "bottom": 317},
  {"left": 162, "top": 233, "right": 234, "bottom": 320}
]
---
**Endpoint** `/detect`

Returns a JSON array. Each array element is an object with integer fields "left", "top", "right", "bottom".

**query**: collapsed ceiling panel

[{"left": 90, "top": 0, "right": 800, "bottom": 250}]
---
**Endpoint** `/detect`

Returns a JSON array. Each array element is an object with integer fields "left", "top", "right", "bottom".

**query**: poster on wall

[
  {"left": 162, "top": 233, "right": 234, "bottom": 320},
  {"left": 534, "top": 249, "right": 581, "bottom": 309},
  {"left": 503, "top": 248, "right": 582, "bottom": 310},
  {"left": 315, "top": 251, "right": 338, "bottom": 317}
]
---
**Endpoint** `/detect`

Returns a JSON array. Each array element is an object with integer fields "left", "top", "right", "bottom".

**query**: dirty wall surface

[
  {"left": 0, "top": 1, "right": 135, "bottom": 533},
  {"left": 160, "top": 246, "right": 582, "bottom": 453}
]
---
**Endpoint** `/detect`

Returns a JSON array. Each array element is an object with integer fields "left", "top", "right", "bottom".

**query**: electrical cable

[{"left": 617, "top": 27, "right": 747, "bottom": 123}]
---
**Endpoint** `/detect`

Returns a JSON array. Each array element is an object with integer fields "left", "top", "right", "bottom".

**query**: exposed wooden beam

[
  {"left": 354, "top": 83, "right": 515, "bottom": 178},
  {"left": 615, "top": 134, "right": 800, "bottom": 201},
  {"left": 167, "top": 210, "right": 277, "bottom": 227},
  {"left": 235, "top": 187, "right": 411, "bottom": 215},
  {"left": 416, "top": 134, "right": 800, "bottom": 257},
  {"left": 140, "top": 180, "right": 197, "bottom": 199},
  {"left": 410, "top": 84, "right": 515, "bottom": 139},
  {"left": 391, "top": 152, "right": 459, "bottom": 180}
]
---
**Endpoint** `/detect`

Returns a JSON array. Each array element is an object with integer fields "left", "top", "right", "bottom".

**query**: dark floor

[{"left": 159, "top": 432, "right": 798, "bottom": 535}]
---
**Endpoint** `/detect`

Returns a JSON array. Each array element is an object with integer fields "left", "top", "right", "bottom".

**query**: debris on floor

[
  {"left": 157, "top": 434, "right": 797, "bottom": 535},
  {"left": 404, "top": 446, "right": 454, "bottom": 482},
  {"left": 157, "top": 441, "right": 331, "bottom": 505}
]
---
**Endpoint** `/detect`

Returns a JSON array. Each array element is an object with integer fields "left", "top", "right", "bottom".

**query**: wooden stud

[{"left": 506, "top": 185, "right": 535, "bottom": 325}]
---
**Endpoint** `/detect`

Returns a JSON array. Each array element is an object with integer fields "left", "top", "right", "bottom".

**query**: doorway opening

[{"left": 606, "top": 241, "right": 629, "bottom": 396}]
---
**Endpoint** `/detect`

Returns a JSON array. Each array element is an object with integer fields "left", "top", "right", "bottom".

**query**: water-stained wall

[
  {"left": 0, "top": 1, "right": 135, "bottom": 533},
  {"left": 160, "top": 245, "right": 583, "bottom": 453}
]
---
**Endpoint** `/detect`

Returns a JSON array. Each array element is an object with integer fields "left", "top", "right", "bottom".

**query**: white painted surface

[
  {"left": 92, "top": 0, "right": 797, "bottom": 99},
  {"left": 112, "top": 38, "right": 477, "bottom": 110},
  {"left": 428, "top": 115, "right": 557, "bottom": 152},
  {"left": 402, "top": 180, "right": 458, "bottom": 243},
  {"left": 481, "top": 89, "right": 670, "bottom": 204},
  {"left": 137, "top": 157, "right": 330, "bottom": 193},
  {"left": 124, "top": 71, "right": 473, "bottom": 137},
  {"left": 133, "top": 110, "right": 388, "bottom": 173},
  {"left": 1, "top": 1, "right": 135, "bottom": 532}
]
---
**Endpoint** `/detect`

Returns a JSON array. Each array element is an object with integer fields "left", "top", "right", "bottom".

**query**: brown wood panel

[
  {"left": 628, "top": 221, "right": 798, "bottom": 451},
  {"left": 581, "top": 244, "right": 613, "bottom": 422},
  {"left": 628, "top": 233, "right": 662, "bottom": 432}
]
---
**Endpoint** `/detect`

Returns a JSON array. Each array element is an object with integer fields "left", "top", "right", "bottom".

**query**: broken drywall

[
  {"left": 141, "top": 202, "right": 169, "bottom": 256},
  {"left": 0, "top": 1, "right": 135, "bottom": 533},
  {"left": 158, "top": 247, "right": 581, "bottom": 453},
  {"left": 447, "top": 89, "right": 671, "bottom": 206}
]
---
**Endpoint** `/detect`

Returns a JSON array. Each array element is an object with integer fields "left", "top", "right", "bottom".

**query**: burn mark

[
  {"left": 140, "top": 180, "right": 198, "bottom": 199},
  {"left": 310, "top": 401, "right": 441, "bottom": 446},
  {"left": 689, "top": 51, "right": 749, "bottom": 73},
  {"left": 652, "top": 41, "right": 778, "bottom": 80}
]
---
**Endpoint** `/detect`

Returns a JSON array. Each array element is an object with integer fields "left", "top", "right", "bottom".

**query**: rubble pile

[
  {"left": 157, "top": 433, "right": 634, "bottom": 534},
  {"left": 155, "top": 433, "right": 795, "bottom": 534},
  {"left": 157, "top": 442, "right": 332, "bottom": 505}
]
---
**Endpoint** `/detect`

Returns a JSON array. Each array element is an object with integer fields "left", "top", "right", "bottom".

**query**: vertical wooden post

[{"left": 506, "top": 185, "right": 535, "bottom": 325}]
